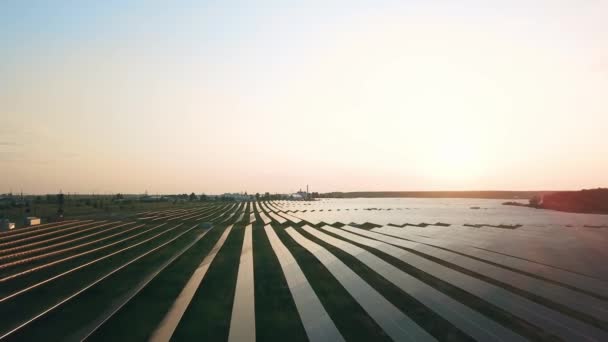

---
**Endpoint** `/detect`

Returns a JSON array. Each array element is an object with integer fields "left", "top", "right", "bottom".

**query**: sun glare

[{"left": 423, "top": 137, "right": 486, "bottom": 185}]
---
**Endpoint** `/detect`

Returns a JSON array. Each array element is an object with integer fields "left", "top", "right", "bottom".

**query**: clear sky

[{"left": 1, "top": 1, "right": 607, "bottom": 194}]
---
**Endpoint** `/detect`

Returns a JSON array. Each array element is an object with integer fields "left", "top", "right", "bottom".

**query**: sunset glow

[{"left": 1, "top": 1, "right": 607, "bottom": 194}]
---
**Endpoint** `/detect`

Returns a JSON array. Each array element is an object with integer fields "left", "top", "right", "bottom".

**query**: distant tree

[
  {"left": 189, "top": 192, "right": 197, "bottom": 201},
  {"left": 114, "top": 193, "right": 124, "bottom": 200},
  {"left": 56, "top": 193, "right": 65, "bottom": 217},
  {"left": 255, "top": 193, "right": 260, "bottom": 200},
  {"left": 57, "top": 193, "right": 65, "bottom": 206},
  {"left": 199, "top": 194, "right": 207, "bottom": 201},
  {"left": 529, "top": 195, "right": 542, "bottom": 208}
]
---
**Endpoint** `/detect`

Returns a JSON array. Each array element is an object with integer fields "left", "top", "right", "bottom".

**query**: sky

[{"left": 1, "top": 0, "right": 607, "bottom": 194}]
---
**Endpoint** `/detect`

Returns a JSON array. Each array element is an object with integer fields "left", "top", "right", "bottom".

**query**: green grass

[
  {"left": 274, "top": 224, "right": 391, "bottom": 342},
  {"left": 3, "top": 202, "right": 549, "bottom": 341},
  {"left": 0, "top": 224, "right": 192, "bottom": 334},
  {"left": 177, "top": 204, "right": 223, "bottom": 222},
  {"left": 0, "top": 204, "right": 242, "bottom": 340},
  {"left": 2, "top": 201, "right": 212, "bottom": 228},
  {"left": 320, "top": 224, "right": 561, "bottom": 341},
  {"left": 209, "top": 203, "right": 236, "bottom": 223},
  {"left": 0, "top": 221, "right": 135, "bottom": 262},
  {"left": 0, "top": 221, "right": 118, "bottom": 253},
  {"left": 170, "top": 223, "right": 245, "bottom": 341},
  {"left": 388, "top": 240, "right": 604, "bottom": 335},
  {"left": 294, "top": 226, "right": 473, "bottom": 341},
  {"left": 86, "top": 225, "right": 227, "bottom": 341},
  {"left": 1, "top": 224, "right": 200, "bottom": 341},
  {"left": 197, "top": 203, "right": 231, "bottom": 222},
  {"left": 1, "top": 203, "right": 228, "bottom": 282},
  {"left": 0, "top": 223, "right": 173, "bottom": 298},
  {"left": 252, "top": 223, "right": 307, "bottom": 342},
  {"left": 0, "top": 222, "right": 167, "bottom": 279}
]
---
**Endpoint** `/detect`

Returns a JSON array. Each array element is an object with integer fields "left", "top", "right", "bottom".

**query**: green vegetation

[
  {"left": 0, "top": 194, "right": 243, "bottom": 229},
  {"left": 274, "top": 224, "right": 391, "bottom": 342},
  {"left": 1, "top": 200, "right": 605, "bottom": 341},
  {"left": 3, "top": 225, "right": 203, "bottom": 341},
  {"left": 252, "top": 223, "right": 307, "bottom": 341},
  {"left": 292, "top": 225, "right": 473, "bottom": 342},
  {"left": 170, "top": 223, "right": 245, "bottom": 340},
  {"left": 540, "top": 188, "right": 608, "bottom": 214},
  {"left": 86, "top": 226, "right": 226, "bottom": 341},
  {"left": 319, "top": 225, "right": 560, "bottom": 341},
  {"left": 0, "top": 223, "right": 169, "bottom": 297},
  {"left": 0, "top": 223, "right": 194, "bottom": 339},
  {"left": 1, "top": 222, "right": 161, "bottom": 279}
]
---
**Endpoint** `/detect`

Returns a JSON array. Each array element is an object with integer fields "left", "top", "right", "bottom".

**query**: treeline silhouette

[{"left": 540, "top": 188, "right": 608, "bottom": 214}]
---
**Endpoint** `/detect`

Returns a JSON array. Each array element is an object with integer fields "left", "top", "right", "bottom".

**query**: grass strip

[
  {"left": 87, "top": 225, "right": 227, "bottom": 341},
  {"left": 170, "top": 223, "right": 245, "bottom": 340},
  {"left": 0, "top": 223, "right": 196, "bottom": 340},
  {"left": 274, "top": 225, "right": 391, "bottom": 342}
]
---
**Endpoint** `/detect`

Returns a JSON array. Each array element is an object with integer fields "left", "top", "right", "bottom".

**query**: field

[{"left": 0, "top": 199, "right": 607, "bottom": 341}]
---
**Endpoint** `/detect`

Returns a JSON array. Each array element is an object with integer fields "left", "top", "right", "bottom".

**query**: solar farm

[{"left": 0, "top": 200, "right": 607, "bottom": 341}]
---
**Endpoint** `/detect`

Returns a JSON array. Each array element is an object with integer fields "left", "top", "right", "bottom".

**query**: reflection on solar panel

[
  {"left": 286, "top": 227, "right": 435, "bottom": 342},
  {"left": 150, "top": 225, "right": 233, "bottom": 342},
  {"left": 264, "top": 225, "right": 344, "bottom": 342},
  {"left": 228, "top": 224, "right": 255, "bottom": 342}
]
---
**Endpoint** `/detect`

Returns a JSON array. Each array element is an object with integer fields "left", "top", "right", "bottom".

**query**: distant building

[
  {"left": 24, "top": 217, "right": 41, "bottom": 226},
  {"left": 290, "top": 187, "right": 310, "bottom": 200},
  {"left": 290, "top": 193, "right": 304, "bottom": 200},
  {"left": 0, "top": 219, "right": 15, "bottom": 231}
]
